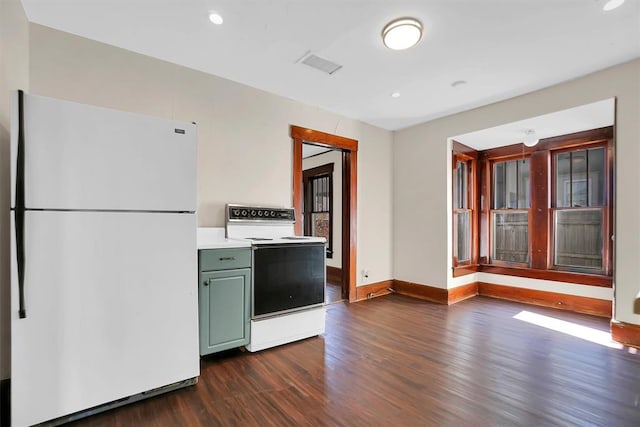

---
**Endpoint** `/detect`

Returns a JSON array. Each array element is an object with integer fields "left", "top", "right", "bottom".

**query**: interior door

[{"left": 11, "top": 210, "right": 198, "bottom": 426}]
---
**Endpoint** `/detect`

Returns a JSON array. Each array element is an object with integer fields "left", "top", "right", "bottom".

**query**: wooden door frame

[{"left": 291, "top": 125, "right": 358, "bottom": 302}]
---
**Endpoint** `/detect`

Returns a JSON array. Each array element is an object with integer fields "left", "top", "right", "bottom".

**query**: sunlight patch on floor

[{"left": 513, "top": 310, "right": 624, "bottom": 349}]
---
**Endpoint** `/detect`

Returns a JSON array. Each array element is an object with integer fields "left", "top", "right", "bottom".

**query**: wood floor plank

[{"left": 66, "top": 295, "right": 640, "bottom": 426}]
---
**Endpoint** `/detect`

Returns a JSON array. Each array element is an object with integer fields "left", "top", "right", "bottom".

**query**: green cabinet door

[{"left": 199, "top": 268, "right": 251, "bottom": 355}]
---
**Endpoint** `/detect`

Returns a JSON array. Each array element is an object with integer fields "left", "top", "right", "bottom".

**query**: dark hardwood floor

[{"left": 68, "top": 295, "right": 640, "bottom": 426}]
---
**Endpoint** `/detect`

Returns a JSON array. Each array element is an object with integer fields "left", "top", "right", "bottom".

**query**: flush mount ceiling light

[
  {"left": 602, "top": 0, "right": 625, "bottom": 11},
  {"left": 382, "top": 18, "right": 423, "bottom": 50},
  {"left": 523, "top": 129, "right": 539, "bottom": 147},
  {"left": 391, "top": 91, "right": 401, "bottom": 98},
  {"left": 208, "top": 11, "right": 223, "bottom": 25}
]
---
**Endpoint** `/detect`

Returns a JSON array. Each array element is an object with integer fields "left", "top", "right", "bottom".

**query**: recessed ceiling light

[
  {"left": 209, "top": 11, "right": 223, "bottom": 25},
  {"left": 602, "top": 0, "right": 625, "bottom": 11},
  {"left": 391, "top": 92, "right": 401, "bottom": 98},
  {"left": 451, "top": 80, "right": 467, "bottom": 87},
  {"left": 382, "top": 18, "right": 423, "bottom": 50}
]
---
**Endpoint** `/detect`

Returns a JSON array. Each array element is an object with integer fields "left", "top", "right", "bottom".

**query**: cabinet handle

[
  {"left": 219, "top": 257, "right": 235, "bottom": 261},
  {"left": 203, "top": 281, "right": 209, "bottom": 287}
]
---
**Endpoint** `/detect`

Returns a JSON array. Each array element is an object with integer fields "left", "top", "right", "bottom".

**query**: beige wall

[
  {"left": 0, "top": 0, "right": 29, "bottom": 380},
  {"left": 393, "top": 59, "right": 640, "bottom": 324},
  {"left": 0, "top": 22, "right": 394, "bottom": 380},
  {"left": 26, "top": 24, "right": 393, "bottom": 288},
  {"left": 303, "top": 150, "right": 343, "bottom": 269}
]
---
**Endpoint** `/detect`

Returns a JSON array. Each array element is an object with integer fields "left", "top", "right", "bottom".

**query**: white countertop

[{"left": 197, "top": 227, "right": 251, "bottom": 250}]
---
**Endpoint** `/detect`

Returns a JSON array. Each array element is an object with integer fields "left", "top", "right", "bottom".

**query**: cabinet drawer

[{"left": 199, "top": 248, "right": 251, "bottom": 271}]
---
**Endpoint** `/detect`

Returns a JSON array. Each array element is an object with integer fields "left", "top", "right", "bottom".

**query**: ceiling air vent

[{"left": 298, "top": 52, "right": 342, "bottom": 75}]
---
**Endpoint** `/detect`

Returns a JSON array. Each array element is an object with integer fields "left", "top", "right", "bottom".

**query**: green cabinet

[{"left": 198, "top": 248, "right": 251, "bottom": 355}]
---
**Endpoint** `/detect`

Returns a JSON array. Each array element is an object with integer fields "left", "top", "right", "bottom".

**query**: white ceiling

[
  {"left": 20, "top": 0, "right": 640, "bottom": 131},
  {"left": 453, "top": 98, "right": 615, "bottom": 150},
  {"left": 303, "top": 144, "right": 333, "bottom": 159}
]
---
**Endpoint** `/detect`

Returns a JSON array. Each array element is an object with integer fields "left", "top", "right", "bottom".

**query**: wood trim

[
  {"left": 452, "top": 140, "right": 479, "bottom": 159},
  {"left": 291, "top": 125, "right": 358, "bottom": 151},
  {"left": 611, "top": 321, "right": 640, "bottom": 348},
  {"left": 389, "top": 279, "right": 611, "bottom": 316},
  {"left": 452, "top": 142, "right": 479, "bottom": 268},
  {"left": 392, "top": 280, "right": 449, "bottom": 305},
  {"left": 293, "top": 139, "right": 303, "bottom": 235},
  {"left": 448, "top": 283, "right": 479, "bottom": 304},
  {"left": 327, "top": 266, "right": 342, "bottom": 286},
  {"left": 303, "top": 163, "right": 334, "bottom": 177},
  {"left": 477, "top": 282, "right": 612, "bottom": 317},
  {"left": 536, "top": 126, "right": 613, "bottom": 151},
  {"left": 530, "top": 150, "right": 549, "bottom": 270},
  {"left": 292, "top": 125, "right": 358, "bottom": 303},
  {"left": 344, "top": 150, "right": 357, "bottom": 302},
  {"left": 452, "top": 265, "right": 479, "bottom": 277},
  {"left": 303, "top": 162, "right": 334, "bottom": 256},
  {"left": 391, "top": 280, "right": 477, "bottom": 305},
  {"left": 354, "top": 280, "right": 394, "bottom": 302},
  {"left": 477, "top": 127, "right": 613, "bottom": 160},
  {"left": 478, "top": 264, "right": 612, "bottom": 287}
]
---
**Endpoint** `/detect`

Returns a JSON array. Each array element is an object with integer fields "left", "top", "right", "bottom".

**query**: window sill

[
  {"left": 478, "top": 265, "right": 612, "bottom": 288},
  {"left": 452, "top": 265, "right": 479, "bottom": 277}
]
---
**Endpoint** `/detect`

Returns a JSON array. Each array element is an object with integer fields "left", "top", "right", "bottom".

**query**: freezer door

[
  {"left": 10, "top": 92, "right": 196, "bottom": 211},
  {"left": 10, "top": 211, "right": 199, "bottom": 427}
]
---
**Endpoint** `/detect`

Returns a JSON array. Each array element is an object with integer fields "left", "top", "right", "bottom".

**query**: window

[
  {"left": 552, "top": 146, "right": 607, "bottom": 272},
  {"left": 491, "top": 159, "right": 530, "bottom": 265},
  {"left": 453, "top": 127, "right": 613, "bottom": 286},
  {"left": 303, "top": 163, "right": 334, "bottom": 257},
  {"left": 452, "top": 142, "right": 477, "bottom": 270}
]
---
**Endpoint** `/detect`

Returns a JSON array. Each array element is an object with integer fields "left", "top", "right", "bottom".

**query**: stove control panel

[{"left": 227, "top": 204, "right": 295, "bottom": 222}]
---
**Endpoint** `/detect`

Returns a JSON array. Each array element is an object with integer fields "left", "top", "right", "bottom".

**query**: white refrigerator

[{"left": 9, "top": 91, "right": 199, "bottom": 426}]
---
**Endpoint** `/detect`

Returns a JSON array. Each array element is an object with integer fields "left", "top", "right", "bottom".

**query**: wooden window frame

[
  {"left": 549, "top": 141, "right": 612, "bottom": 276},
  {"left": 486, "top": 155, "right": 531, "bottom": 269},
  {"left": 476, "top": 127, "right": 614, "bottom": 287},
  {"left": 452, "top": 141, "right": 479, "bottom": 276},
  {"left": 303, "top": 163, "right": 334, "bottom": 258}
]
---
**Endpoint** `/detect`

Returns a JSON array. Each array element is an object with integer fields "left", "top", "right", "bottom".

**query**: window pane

[
  {"left": 311, "top": 212, "right": 330, "bottom": 240},
  {"left": 457, "top": 211, "right": 470, "bottom": 262},
  {"left": 571, "top": 151, "right": 587, "bottom": 207},
  {"left": 492, "top": 212, "right": 529, "bottom": 263},
  {"left": 517, "top": 159, "right": 530, "bottom": 209},
  {"left": 494, "top": 160, "right": 529, "bottom": 209},
  {"left": 311, "top": 175, "right": 331, "bottom": 212},
  {"left": 556, "top": 152, "right": 571, "bottom": 207},
  {"left": 456, "top": 160, "right": 468, "bottom": 209},
  {"left": 588, "top": 147, "right": 605, "bottom": 206},
  {"left": 505, "top": 161, "right": 518, "bottom": 209},
  {"left": 554, "top": 209, "right": 603, "bottom": 269},
  {"left": 493, "top": 162, "right": 505, "bottom": 209}
]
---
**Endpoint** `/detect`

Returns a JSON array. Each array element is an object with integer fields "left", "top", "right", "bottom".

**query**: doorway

[
  {"left": 291, "top": 125, "right": 358, "bottom": 302},
  {"left": 302, "top": 150, "right": 341, "bottom": 303}
]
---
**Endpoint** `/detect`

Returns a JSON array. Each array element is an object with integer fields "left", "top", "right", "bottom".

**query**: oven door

[{"left": 252, "top": 242, "right": 325, "bottom": 318}]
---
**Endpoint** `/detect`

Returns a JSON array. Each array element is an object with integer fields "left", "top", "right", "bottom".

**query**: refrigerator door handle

[
  {"left": 15, "top": 90, "right": 26, "bottom": 319},
  {"left": 15, "top": 208, "right": 26, "bottom": 319}
]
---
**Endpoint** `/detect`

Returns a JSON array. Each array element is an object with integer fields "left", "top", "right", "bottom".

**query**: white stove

[{"left": 225, "top": 204, "right": 326, "bottom": 352}]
